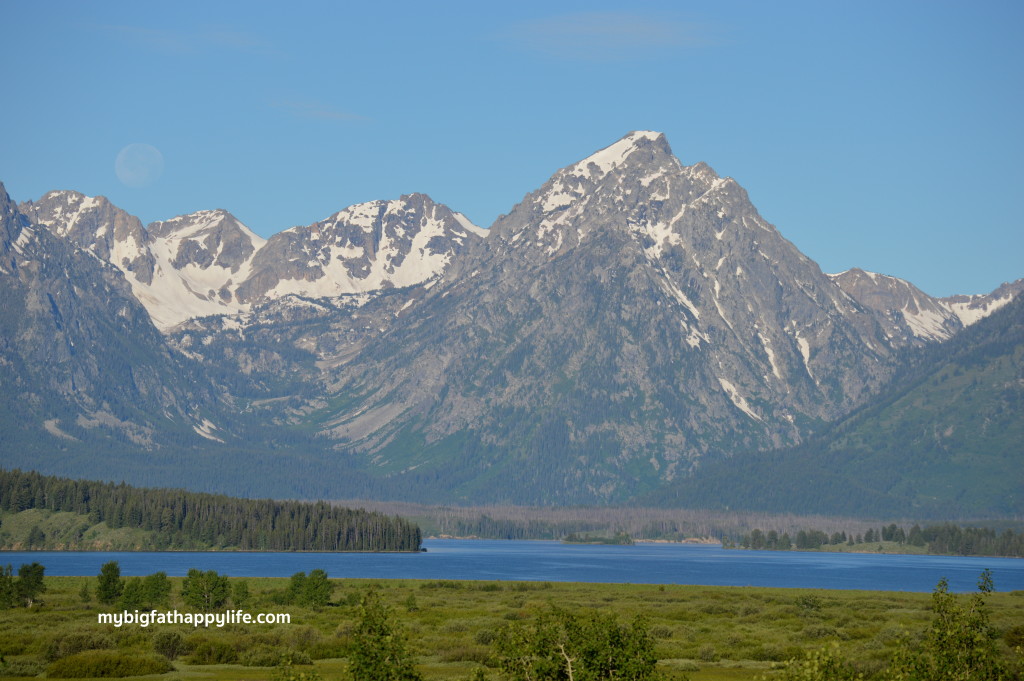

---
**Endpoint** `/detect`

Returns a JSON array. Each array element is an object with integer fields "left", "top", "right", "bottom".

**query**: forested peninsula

[{"left": 0, "top": 469, "right": 421, "bottom": 552}]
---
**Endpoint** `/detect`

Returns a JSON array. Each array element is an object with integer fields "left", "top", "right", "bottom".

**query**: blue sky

[{"left": 2, "top": 0, "right": 1021, "bottom": 297}]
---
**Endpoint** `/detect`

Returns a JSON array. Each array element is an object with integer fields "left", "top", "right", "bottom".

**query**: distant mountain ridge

[
  {"left": 19, "top": 191, "right": 483, "bottom": 330},
  {"left": 1, "top": 131, "right": 1020, "bottom": 514}
]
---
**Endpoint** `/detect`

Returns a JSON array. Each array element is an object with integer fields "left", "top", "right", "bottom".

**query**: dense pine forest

[{"left": 0, "top": 469, "right": 421, "bottom": 552}]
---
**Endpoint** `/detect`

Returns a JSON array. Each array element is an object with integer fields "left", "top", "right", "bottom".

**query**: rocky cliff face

[
  {"left": 303, "top": 133, "right": 918, "bottom": 502},
  {"left": 828, "top": 268, "right": 1022, "bottom": 343},
  {"left": 0, "top": 183, "right": 216, "bottom": 451},
  {"left": 236, "top": 193, "right": 484, "bottom": 302}
]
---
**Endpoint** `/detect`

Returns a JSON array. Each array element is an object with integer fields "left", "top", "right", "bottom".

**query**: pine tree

[
  {"left": 16, "top": 562, "right": 46, "bottom": 607},
  {"left": 97, "top": 561, "right": 123, "bottom": 605}
]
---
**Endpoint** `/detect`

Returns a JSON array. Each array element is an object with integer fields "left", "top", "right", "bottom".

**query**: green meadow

[{"left": 1, "top": 574, "right": 1022, "bottom": 680}]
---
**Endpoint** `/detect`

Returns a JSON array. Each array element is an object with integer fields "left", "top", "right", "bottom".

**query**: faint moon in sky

[{"left": 115, "top": 143, "right": 164, "bottom": 187}]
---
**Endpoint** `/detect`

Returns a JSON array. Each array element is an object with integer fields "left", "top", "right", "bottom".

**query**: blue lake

[{"left": 2, "top": 540, "right": 1021, "bottom": 592}]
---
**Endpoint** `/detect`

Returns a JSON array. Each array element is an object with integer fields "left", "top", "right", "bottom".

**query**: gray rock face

[
  {"left": 149, "top": 209, "right": 260, "bottom": 274},
  {"left": 828, "top": 268, "right": 964, "bottom": 342},
  {"left": 19, "top": 191, "right": 156, "bottom": 284},
  {"left": 940, "top": 279, "right": 1024, "bottom": 326},
  {"left": 0, "top": 183, "right": 215, "bottom": 452},
  {"left": 236, "top": 193, "right": 485, "bottom": 303},
  {"left": 305, "top": 132, "right": 908, "bottom": 502},
  {"left": 829, "top": 268, "right": 1023, "bottom": 341}
]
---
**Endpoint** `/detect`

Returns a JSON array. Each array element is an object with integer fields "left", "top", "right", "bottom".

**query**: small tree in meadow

[
  {"left": 97, "top": 561, "right": 123, "bottom": 605},
  {"left": 349, "top": 590, "right": 422, "bottom": 681},
  {"left": 181, "top": 569, "right": 230, "bottom": 611}
]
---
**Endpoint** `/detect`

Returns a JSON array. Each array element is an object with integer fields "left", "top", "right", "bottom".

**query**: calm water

[{"left": 2, "top": 540, "right": 1022, "bottom": 593}]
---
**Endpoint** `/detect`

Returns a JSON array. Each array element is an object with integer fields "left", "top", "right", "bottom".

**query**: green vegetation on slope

[
  {"left": 641, "top": 295, "right": 1024, "bottom": 519},
  {"left": 0, "top": 468, "right": 421, "bottom": 552}
]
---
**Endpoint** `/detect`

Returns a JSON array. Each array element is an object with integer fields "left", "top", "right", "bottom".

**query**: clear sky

[{"left": 2, "top": 1, "right": 1021, "bottom": 297}]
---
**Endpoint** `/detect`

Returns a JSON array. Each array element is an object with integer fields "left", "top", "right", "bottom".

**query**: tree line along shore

[{"left": 0, "top": 469, "right": 421, "bottom": 552}]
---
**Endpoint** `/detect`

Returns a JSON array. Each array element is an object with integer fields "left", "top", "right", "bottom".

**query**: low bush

[
  {"left": 47, "top": 650, "right": 173, "bottom": 678},
  {"left": 187, "top": 639, "right": 238, "bottom": 664},
  {"left": 241, "top": 646, "right": 310, "bottom": 667},
  {"left": 0, "top": 659, "right": 45, "bottom": 677},
  {"left": 45, "top": 631, "right": 115, "bottom": 661},
  {"left": 152, "top": 630, "right": 187, "bottom": 659},
  {"left": 438, "top": 645, "right": 492, "bottom": 664}
]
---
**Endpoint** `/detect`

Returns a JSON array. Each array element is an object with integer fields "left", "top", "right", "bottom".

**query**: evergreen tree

[
  {"left": 231, "top": 580, "right": 251, "bottom": 608},
  {"left": 120, "top": 578, "right": 146, "bottom": 610},
  {"left": 97, "top": 561, "right": 123, "bottom": 605},
  {"left": 16, "top": 562, "right": 46, "bottom": 607},
  {"left": 143, "top": 572, "right": 171, "bottom": 608},
  {"left": 0, "top": 564, "right": 17, "bottom": 609}
]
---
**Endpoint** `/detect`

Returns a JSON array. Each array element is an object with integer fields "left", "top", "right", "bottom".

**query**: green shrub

[
  {"left": 650, "top": 624, "right": 673, "bottom": 639},
  {"left": 1004, "top": 624, "right": 1024, "bottom": 649},
  {"left": 438, "top": 645, "right": 492, "bottom": 664},
  {"left": 756, "top": 643, "right": 862, "bottom": 681},
  {"left": 152, "top": 631, "right": 186, "bottom": 660},
  {"left": 47, "top": 650, "right": 173, "bottom": 678},
  {"left": 187, "top": 639, "right": 238, "bottom": 664},
  {"left": 304, "top": 640, "right": 347, "bottom": 660},
  {"left": 241, "top": 647, "right": 310, "bottom": 667},
  {"left": 45, "top": 631, "right": 115, "bottom": 661},
  {"left": 0, "top": 659, "right": 45, "bottom": 677}
]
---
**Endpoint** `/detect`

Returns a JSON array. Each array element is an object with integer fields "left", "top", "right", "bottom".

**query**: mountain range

[{"left": 1, "top": 131, "right": 1020, "bottom": 517}]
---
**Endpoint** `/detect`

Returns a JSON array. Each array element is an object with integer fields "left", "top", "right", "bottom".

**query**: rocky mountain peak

[
  {"left": 235, "top": 192, "right": 484, "bottom": 303},
  {"left": 828, "top": 268, "right": 963, "bottom": 342},
  {"left": 147, "top": 209, "right": 265, "bottom": 275}
]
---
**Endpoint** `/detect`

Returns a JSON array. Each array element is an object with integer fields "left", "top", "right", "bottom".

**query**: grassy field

[{"left": 0, "top": 575, "right": 1021, "bottom": 680}]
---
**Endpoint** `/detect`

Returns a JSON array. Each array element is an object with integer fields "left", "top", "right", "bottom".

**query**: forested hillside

[{"left": 0, "top": 469, "right": 421, "bottom": 551}]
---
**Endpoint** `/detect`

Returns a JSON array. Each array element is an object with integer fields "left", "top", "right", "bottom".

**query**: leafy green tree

[
  {"left": 97, "top": 561, "right": 123, "bottom": 605},
  {"left": 349, "top": 590, "right": 423, "bottom": 681},
  {"left": 301, "top": 569, "right": 331, "bottom": 608},
  {"left": 181, "top": 569, "right": 230, "bottom": 611},
  {"left": 17, "top": 562, "right": 46, "bottom": 607},
  {"left": 888, "top": 570, "right": 1012, "bottom": 680},
  {"left": 494, "top": 607, "right": 658, "bottom": 681}
]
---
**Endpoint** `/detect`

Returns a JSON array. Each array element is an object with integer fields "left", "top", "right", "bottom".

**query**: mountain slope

[
  {"left": 0, "top": 183, "right": 218, "bottom": 457},
  {"left": 300, "top": 132, "right": 920, "bottom": 504},
  {"left": 640, "top": 293, "right": 1024, "bottom": 518}
]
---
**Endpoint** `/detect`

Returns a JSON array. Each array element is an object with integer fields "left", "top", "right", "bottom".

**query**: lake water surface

[{"left": 3, "top": 539, "right": 1021, "bottom": 592}]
